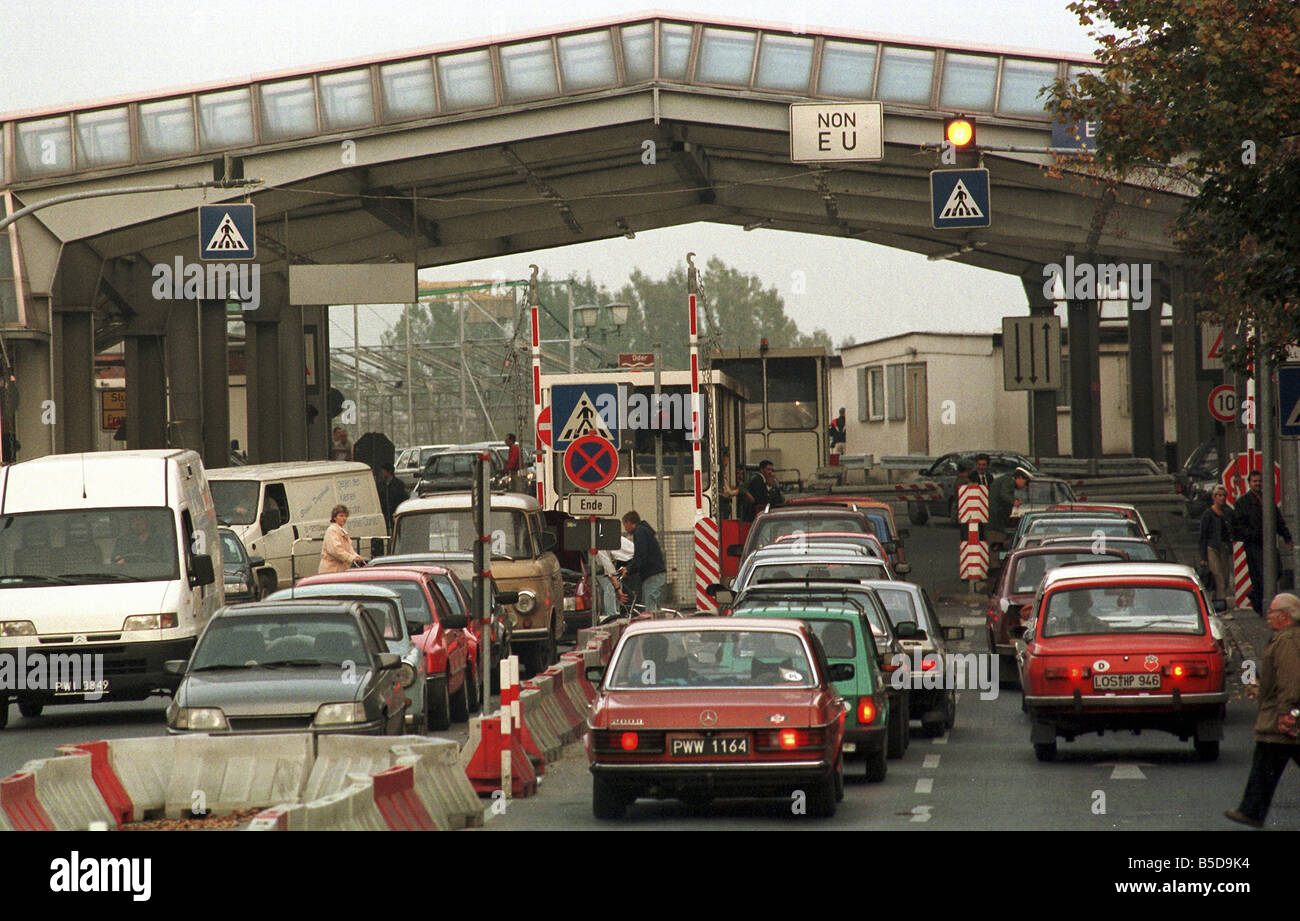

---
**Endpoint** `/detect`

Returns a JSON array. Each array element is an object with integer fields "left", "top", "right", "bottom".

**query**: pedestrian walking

[
  {"left": 619, "top": 510, "right": 667, "bottom": 611},
  {"left": 377, "top": 463, "right": 409, "bottom": 534},
  {"left": 1198, "top": 485, "right": 1236, "bottom": 604},
  {"left": 319, "top": 504, "right": 364, "bottom": 573},
  {"left": 330, "top": 427, "right": 353, "bottom": 462},
  {"left": 1233, "top": 470, "right": 1294, "bottom": 615},
  {"left": 504, "top": 433, "right": 522, "bottom": 492},
  {"left": 1224, "top": 592, "right": 1300, "bottom": 828}
]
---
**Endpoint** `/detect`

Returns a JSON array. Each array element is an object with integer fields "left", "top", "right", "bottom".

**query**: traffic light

[{"left": 944, "top": 117, "right": 976, "bottom": 149}]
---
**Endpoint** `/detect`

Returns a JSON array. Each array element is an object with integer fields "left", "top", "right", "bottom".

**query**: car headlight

[
  {"left": 224, "top": 579, "right": 249, "bottom": 593},
  {"left": 314, "top": 702, "right": 367, "bottom": 726},
  {"left": 123, "top": 613, "right": 178, "bottom": 631},
  {"left": 515, "top": 590, "right": 537, "bottom": 614},
  {"left": 0, "top": 620, "right": 36, "bottom": 637},
  {"left": 170, "top": 707, "right": 228, "bottom": 731},
  {"left": 398, "top": 663, "right": 417, "bottom": 689}
]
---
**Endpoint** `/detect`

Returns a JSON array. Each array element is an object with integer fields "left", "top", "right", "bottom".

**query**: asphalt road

[{"left": 3, "top": 509, "right": 1296, "bottom": 831}]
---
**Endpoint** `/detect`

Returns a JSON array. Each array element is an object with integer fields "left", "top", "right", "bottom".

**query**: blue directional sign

[
  {"left": 198, "top": 203, "right": 256, "bottom": 261},
  {"left": 551, "top": 383, "right": 620, "bottom": 450},
  {"left": 1279, "top": 365, "right": 1300, "bottom": 437},
  {"left": 930, "top": 168, "right": 990, "bottom": 230}
]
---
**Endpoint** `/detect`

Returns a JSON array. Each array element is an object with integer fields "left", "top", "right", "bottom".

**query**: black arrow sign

[
  {"left": 1043, "top": 322, "right": 1053, "bottom": 383},
  {"left": 1028, "top": 323, "right": 1038, "bottom": 383},
  {"left": 1014, "top": 323, "right": 1023, "bottom": 383}
]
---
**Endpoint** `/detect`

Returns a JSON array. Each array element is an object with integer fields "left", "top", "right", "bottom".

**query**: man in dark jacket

[
  {"left": 377, "top": 463, "right": 409, "bottom": 533},
  {"left": 1225, "top": 592, "right": 1300, "bottom": 827},
  {"left": 619, "top": 510, "right": 667, "bottom": 610},
  {"left": 740, "top": 460, "right": 783, "bottom": 523},
  {"left": 1233, "top": 470, "right": 1294, "bottom": 614}
]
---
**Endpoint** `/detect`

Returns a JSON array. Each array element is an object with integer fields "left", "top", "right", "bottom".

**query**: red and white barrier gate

[{"left": 694, "top": 517, "right": 720, "bottom": 613}]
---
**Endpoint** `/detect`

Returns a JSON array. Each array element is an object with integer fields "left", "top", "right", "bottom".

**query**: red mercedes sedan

[{"left": 585, "top": 618, "right": 849, "bottom": 819}]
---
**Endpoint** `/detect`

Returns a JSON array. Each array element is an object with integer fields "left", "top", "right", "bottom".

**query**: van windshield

[
  {"left": 0, "top": 509, "right": 179, "bottom": 586},
  {"left": 211, "top": 481, "right": 259, "bottom": 525},
  {"left": 392, "top": 510, "right": 533, "bottom": 560}
]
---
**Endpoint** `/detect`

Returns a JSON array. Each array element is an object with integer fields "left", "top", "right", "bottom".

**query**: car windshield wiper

[
  {"left": 57, "top": 572, "right": 150, "bottom": 583},
  {"left": 261, "top": 659, "right": 345, "bottom": 668},
  {"left": 0, "top": 573, "right": 73, "bottom": 585},
  {"left": 190, "top": 663, "right": 258, "bottom": 671}
]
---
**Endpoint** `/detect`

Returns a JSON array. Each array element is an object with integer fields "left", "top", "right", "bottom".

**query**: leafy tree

[{"left": 1049, "top": 0, "right": 1300, "bottom": 368}]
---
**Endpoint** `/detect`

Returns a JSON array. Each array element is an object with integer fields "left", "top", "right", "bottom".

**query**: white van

[
  {"left": 207, "top": 461, "right": 386, "bottom": 594},
  {"left": 0, "top": 450, "right": 221, "bottom": 727}
]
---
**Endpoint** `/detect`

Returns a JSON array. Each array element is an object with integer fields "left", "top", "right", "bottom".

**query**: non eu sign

[
  {"left": 536, "top": 405, "right": 552, "bottom": 448},
  {"left": 551, "top": 383, "right": 619, "bottom": 450},
  {"left": 789, "top": 102, "right": 884, "bottom": 162},
  {"left": 618, "top": 353, "right": 655, "bottom": 370},
  {"left": 1222, "top": 451, "right": 1282, "bottom": 504},
  {"left": 100, "top": 389, "right": 125, "bottom": 431},
  {"left": 563, "top": 435, "right": 619, "bottom": 491},
  {"left": 565, "top": 493, "right": 616, "bottom": 517}
]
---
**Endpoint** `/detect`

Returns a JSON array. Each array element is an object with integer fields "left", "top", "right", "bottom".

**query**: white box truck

[{"left": 0, "top": 450, "right": 221, "bottom": 728}]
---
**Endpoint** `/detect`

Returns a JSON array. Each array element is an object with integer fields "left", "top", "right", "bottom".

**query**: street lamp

[{"left": 575, "top": 303, "right": 632, "bottom": 367}]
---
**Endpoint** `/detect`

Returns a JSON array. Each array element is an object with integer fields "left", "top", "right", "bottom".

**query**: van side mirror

[
  {"left": 441, "top": 612, "right": 469, "bottom": 630},
  {"left": 710, "top": 586, "right": 734, "bottom": 606},
  {"left": 190, "top": 554, "right": 215, "bottom": 588},
  {"left": 585, "top": 665, "right": 606, "bottom": 685}
]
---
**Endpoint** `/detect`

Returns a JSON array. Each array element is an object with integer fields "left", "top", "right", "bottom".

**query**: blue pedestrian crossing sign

[
  {"left": 551, "top": 383, "right": 620, "bottom": 450},
  {"left": 1279, "top": 365, "right": 1300, "bottom": 437},
  {"left": 199, "top": 203, "right": 256, "bottom": 261},
  {"left": 930, "top": 168, "right": 990, "bottom": 229}
]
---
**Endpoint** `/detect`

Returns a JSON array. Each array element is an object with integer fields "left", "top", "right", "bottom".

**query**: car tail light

[
  {"left": 1045, "top": 666, "right": 1091, "bottom": 680},
  {"left": 1165, "top": 661, "right": 1208, "bottom": 678},
  {"left": 921, "top": 657, "right": 938, "bottom": 671},
  {"left": 756, "top": 728, "right": 825, "bottom": 751},
  {"left": 592, "top": 730, "right": 665, "bottom": 753},
  {"left": 857, "top": 698, "right": 877, "bottom": 724}
]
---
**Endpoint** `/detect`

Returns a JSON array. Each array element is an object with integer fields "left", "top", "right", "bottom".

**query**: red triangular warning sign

[{"left": 1208, "top": 330, "right": 1224, "bottom": 359}]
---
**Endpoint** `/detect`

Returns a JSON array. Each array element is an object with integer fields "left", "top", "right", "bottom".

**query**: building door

[{"left": 906, "top": 363, "right": 929, "bottom": 454}]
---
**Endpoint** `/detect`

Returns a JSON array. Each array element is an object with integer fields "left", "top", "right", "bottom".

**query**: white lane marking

[
  {"left": 910, "top": 805, "right": 932, "bottom": 822},
  {"left": 915, "top": 778, "right": 933, "bottom": 794},
  {"left": 959, "top": 616, "right": 984, "bottom": 627},
  {"left": 932, "top": 734, "right": 949, "bottom": 744},
  {"left": 922, "top": 754, "right": 941, "bottom": 769},
  {"left": 1100, "top": 762, "right": 1149, "bottom": 780}
]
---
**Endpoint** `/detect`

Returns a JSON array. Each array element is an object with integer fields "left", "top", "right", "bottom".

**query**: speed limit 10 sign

[{"left": 1208, "top": 384, "right": 1237, "bottom": 423}]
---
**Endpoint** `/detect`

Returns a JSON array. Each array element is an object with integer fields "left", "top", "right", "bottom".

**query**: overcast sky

[{"left": 1, "top": 1, "right": 1100, "bottom": 348}]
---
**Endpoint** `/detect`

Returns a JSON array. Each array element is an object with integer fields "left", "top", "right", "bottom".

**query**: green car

[{"left": 734, "top": 599, "right": 890, "bottom": 782}]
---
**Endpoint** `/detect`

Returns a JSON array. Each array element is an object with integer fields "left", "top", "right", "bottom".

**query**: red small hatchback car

[
  {"left": 1017, "top": 562, "right": 1227, "bottom": 762},
  {"left": 585, "top": 618, "right": 849, "bottom": 819}
]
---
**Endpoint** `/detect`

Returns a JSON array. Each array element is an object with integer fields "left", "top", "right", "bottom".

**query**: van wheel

[
  {"left": 449, "top": 673, "right": 470, "bottom": 723},
  {"left": 426, "top": 676, "right": 452, "bottom": 731},
  {"left": 18, "top": 702, "right": 43, "bottom": 719},
  {"left": 1034, "top": 741, "right": 1057, "bottom": 762}
]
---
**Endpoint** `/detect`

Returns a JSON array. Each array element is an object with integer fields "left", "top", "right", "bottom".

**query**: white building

[{"left": 832, "top": 329, "right": 1174, "bottom": 460}]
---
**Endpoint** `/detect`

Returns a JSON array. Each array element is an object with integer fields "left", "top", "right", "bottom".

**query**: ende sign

[{"left": 789, "top": 102, "right": 884, "bottom": 162}]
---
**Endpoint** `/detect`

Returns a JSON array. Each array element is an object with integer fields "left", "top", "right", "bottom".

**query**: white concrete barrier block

[
  {"left": 395, "top": 740, "right": 482, "bottom": 829},
  {"left": 164, "top": 734, "right": 314, "bottom": 818},
  {"left": 21, "top": 753, "right": 115, "bottom": 831},
  {"left": 105, "top": 736, "right": 177, "bottom": 820}
]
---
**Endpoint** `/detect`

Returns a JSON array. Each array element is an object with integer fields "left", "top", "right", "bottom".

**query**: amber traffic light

[{"left": 944, "top": 117, "right": 976, "bottom": 148}]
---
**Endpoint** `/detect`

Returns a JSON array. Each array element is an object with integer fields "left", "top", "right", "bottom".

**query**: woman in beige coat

[{"left": 319, "top": 505, "right": 364, "bottom": 574}]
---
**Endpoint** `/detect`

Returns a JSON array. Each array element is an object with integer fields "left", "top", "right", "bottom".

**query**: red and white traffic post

[
  {"left": 687, "top": 254, "right": 720, "bottom": 612},
  {"left": 957, "top": 483, "right": 989, "bottom": 591},
  {"left": 528, "top": 265, "right": 545, "bottom": 506}
]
